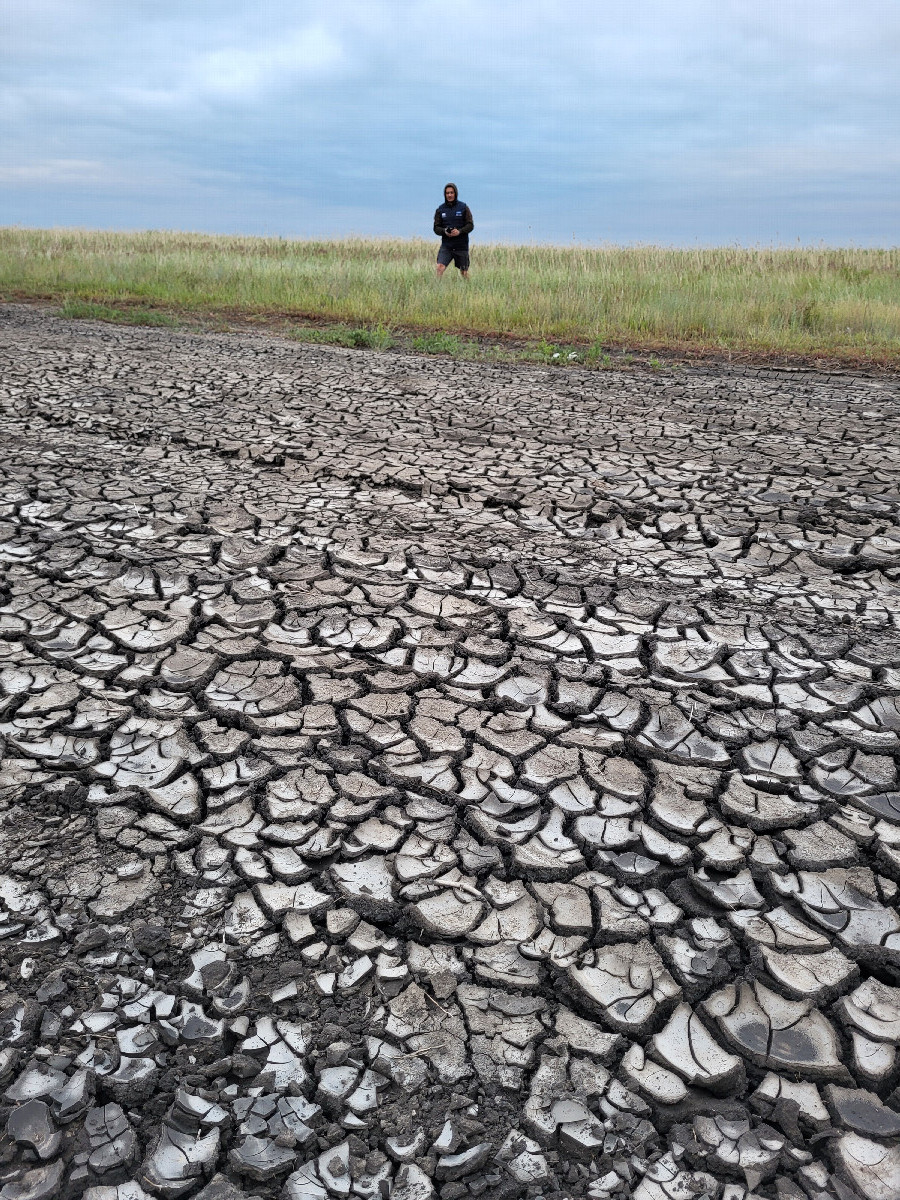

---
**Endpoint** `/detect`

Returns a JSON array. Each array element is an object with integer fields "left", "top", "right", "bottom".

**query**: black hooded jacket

[{"left": 433, "top": 193, "right": 474, "bottom": 250}]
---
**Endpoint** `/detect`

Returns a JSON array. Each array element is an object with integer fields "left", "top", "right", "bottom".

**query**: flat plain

[
  {"left": 2, "top": 303, "right": 900, "bottom": 1200},
  {"left": 2, "top": 229, "right": 900, "bottom": 364}
]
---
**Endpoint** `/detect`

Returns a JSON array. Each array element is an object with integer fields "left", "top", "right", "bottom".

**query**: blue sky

[{"left": 2, "top": 0, "right": 898, "bottom": 245}]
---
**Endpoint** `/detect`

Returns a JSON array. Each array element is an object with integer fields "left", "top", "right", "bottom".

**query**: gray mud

[{"left": 1, "top": 304, "right": 900, "bottom": 1200}]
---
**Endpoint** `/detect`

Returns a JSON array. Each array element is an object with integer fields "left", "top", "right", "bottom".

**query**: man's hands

[{"left": 447, "top": 228, "right": 460, "bottom": 237}]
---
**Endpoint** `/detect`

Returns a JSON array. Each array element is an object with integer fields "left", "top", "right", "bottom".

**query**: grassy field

[{"left": 1, "top": 227, "right": 899, "bottom": 365}]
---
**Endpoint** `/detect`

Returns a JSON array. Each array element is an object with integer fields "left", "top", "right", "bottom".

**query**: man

[{"left": 433, "top": 183, "right": 474, "bottom": 278}]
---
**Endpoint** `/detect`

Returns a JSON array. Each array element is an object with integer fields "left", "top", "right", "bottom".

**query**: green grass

[
  {"left": 60, "top": 298, "right": 179, "bottom": 326},
  {"left": 411, "top": 330, "right": 464, "bottom": 354},
  {"left": 291, "top": 323, "right": 395, "bottom": 350},
  {"left": 2, "top": 227, "right": 899, "bottom": 363}
]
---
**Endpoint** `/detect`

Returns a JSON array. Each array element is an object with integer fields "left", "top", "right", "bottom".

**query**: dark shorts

[{"left": 437, "top": 246, "right": 470, "bottom": 270}]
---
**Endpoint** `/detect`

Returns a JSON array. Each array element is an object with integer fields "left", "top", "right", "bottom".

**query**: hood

[{"left": 443, "top": 183, "right": 459, "bottom": 204}]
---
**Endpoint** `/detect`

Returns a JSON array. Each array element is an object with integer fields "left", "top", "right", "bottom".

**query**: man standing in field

[{"left": 434, "top": 183, "right": 474, "bottom": 279}]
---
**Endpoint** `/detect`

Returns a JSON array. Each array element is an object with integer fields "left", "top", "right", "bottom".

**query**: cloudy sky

[{"left": 2, "top": 1, "right": 898, "bottom": 244}]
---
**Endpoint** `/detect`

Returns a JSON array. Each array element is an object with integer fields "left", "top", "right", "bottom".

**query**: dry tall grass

[{"left": 1, "top": 227, "right": 898, "bottom": 359}]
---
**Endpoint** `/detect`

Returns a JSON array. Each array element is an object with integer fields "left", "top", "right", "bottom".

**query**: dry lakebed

[{"left": 1, "top": 304, "right": 900, "bottom": 1200}]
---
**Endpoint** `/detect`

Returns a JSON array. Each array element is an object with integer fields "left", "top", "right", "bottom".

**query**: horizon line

[{"left": 3, "top": 225, "right": 899, "bottom": 252}]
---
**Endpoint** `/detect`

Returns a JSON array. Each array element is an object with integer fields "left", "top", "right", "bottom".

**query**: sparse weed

[
  {"left": 290, "top": 325, "right": 347, "bottom": 345},
  {"left": 526, "top": 343, "right": 585, "bottom": 366},
  {"left": 292, "top": 323, "right": 394, "bottom": 350},
  {"left": 60, "top": 298, "right": 178, "bottom": 327},
  {"left": 528, "top": 340, "right": 563, "bottom": 364},
  {"left": 411, "top": 331, "right": 462, "bottom": 355},
  {"left": 347, "top": 326, "right": 395, "bottom": 349},
  {"left": 585, "top": 342, "right": 614, "bottom": 367}
]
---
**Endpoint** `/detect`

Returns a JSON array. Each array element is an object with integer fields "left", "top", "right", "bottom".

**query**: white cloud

[
  {"left": 0, "top": 159, "right": 118, "bottom": 185},
  {"left": 190, "top": 25, "right": 347, "bottom": 98}
]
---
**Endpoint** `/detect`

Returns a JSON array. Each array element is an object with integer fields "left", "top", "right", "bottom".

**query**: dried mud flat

[{"left": 1, "top": 304, "right": 900, "bottom": 1200}]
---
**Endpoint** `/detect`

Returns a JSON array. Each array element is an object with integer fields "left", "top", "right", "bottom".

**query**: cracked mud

[{"left": 1, "top": 304, "right": 900, "bottom": 1200}]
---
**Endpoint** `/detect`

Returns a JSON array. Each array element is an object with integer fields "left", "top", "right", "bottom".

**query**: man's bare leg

[{"left": 436, "top": 263, "right": 447, "bottom": 278}]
